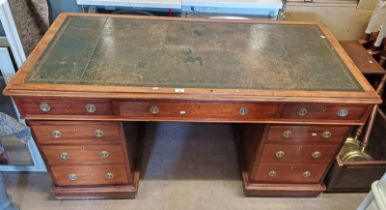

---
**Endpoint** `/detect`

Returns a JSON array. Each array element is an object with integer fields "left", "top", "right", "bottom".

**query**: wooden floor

[{"left": 4, "top": 123, "right": 367, "bottom": 210}]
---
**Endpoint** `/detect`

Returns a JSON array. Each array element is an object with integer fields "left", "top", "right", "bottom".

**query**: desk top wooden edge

[{"left": 3, "top": 13, "right": 381, "bottom": 104}]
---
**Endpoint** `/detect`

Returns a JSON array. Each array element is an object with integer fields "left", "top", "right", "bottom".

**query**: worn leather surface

[{"left": 26, "top": 16, "right": 362, "bottom": 91}]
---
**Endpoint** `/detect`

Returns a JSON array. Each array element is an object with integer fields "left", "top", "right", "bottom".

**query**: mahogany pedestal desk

[{"left": 3, "top": 13, "right": 381, "bottom": 199}]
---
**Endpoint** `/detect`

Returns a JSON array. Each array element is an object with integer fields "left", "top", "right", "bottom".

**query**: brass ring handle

[
  {"left": 275, "top": 150, "right": 285, "bottom": 158},
  {"left": 149, "top": 105, "right": 160, "bottom": 114},
  {"left": 52, "top": 130, "right": 62, "bottom": 138},
  {"left": 85, "top": 104, "right": 97, "bottom": 113},
  {"left": 68, "top": 173, "right": 78, "bottom": 181},
  {"left": 297, "top": 107, "right": 308, "bottom": 117},
  {"left": 322, "top": 131, "right": 332, "bottom": 139},
  {"left": 239, "top": 107, "right": 248, "bottom": 116},
  {"left": 39, "top": 102, "right": 51, "bottom": 112},
  {"left": 311, "top": 151, "right": 322, "bottom": 159},
  {"left": 105, "top": 172, "right": 114, "bottom": 180},
  {"left": 95, "top": 129, "right": 104, "bottom": 138},
  {"left": 337, "top": 108, "right": 349, "bottom": 118},
  {"left": 282, "top": 130, "right": 293, "bottom": 139},
  {"left": 60, "top": 152, "right": 69, "bottom": 160},
  {"left": 303, "top": 171, "right": 311, "bottom": 178},
  {"left": 99, "top": 151, "right": 110, "bottom": 158},
  {"left": 268, "top": 170, "right": 277, "bottom": 177}
]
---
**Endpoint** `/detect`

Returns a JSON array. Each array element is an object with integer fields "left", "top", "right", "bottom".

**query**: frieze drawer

[
  {"left": 252, "top": 163, "right": 328, "bottom": 183},
  {"left": 119, "top": 100, "right": 278, "bottom": 120},
  {"left": 280, "top": 103, "right": 368, "bottom": 120},
  {"left": 40, "top": 145, "right": 126, "bottom": 165},
  {"left": 50, "top": 164, "right": 130, "bottom": 186},
  {"left": 266, "top": 125, "right": 350, "bottom": 144},
  {"left": 17, "top": 98, "right": 114, "bottom": 116},
  {"left": 260, "top": 144, "right": 339, "bottom": 164},
  {"left": 30, "top": 121, "right": 122, "bottom": 145}
]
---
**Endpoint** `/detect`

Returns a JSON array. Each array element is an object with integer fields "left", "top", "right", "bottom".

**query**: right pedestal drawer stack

[{"left": 240, "top": 124, "right": 351, "bottom": 196}]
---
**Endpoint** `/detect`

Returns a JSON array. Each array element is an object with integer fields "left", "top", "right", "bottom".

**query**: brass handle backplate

[
  {"left": 322, "top": 131, "right": 332, "bottom": 139},
  {"left": 337, "top": 108, "right": 349, "bottom": 118},
  {"left": 68, "top": 173, "right": 78, "bottom": 181},
  {"left": 52, "top": 130, "right": 62, "bottom": 138},
  {"left": 303, "top": 171, "right": 311, "bottom": 178},
  {"left": 39, "top": 102, "right": 51, "bottom": 112},
  {"left": 85, "top": 104, "right": 97, "bottom": 113},
  {"left": 239, "top": 107, "right": 248, "bottom": 116},
  {"left": 268, "top": 170, "right": 277, "bottom": 177},
  {"left": 100, "top": 151, "right": 110, "bottom": 158},
  {"left": 297, "top": 107, "right": 308, "bottom": 117},
  {"left": 105, "top": 172, "right": 114, "bottom": 180},
  {"left": 60, "top": 152, "right": 69, "bottom": 160},
  {"left": 282, "top": 130, "right": 293, "bottom": 139},
  {"left": 312, "top": 151, "right": 322, "bottom": 159},
  {"left": 275, "top": 150, "right": 285, "bottom": 158},
  {"left": 95, "top": 129, "right": 104, "bottom": 138},
  {"left": 149, "top": 105, "right": 160, "bottom": 114}
]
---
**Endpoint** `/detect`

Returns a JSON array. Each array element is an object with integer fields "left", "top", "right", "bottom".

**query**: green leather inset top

[{"left": 25, "top": 16, "right": 362, "bottom": 92}]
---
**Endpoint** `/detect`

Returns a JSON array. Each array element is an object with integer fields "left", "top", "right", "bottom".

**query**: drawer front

[
  {"left": 50, "top": 164, "right": 129, "bottom": 186},
  {"left": 252, "top": 163, "right": 328, "bottom": 183},
  {"left": 18, "top": 98, "right": 113, "bottom": 116},
  {"left": 266, "top": 125, "right": 350, "bottom": 144},
  {"left": 260, "top": 144, "right": 338, "bottom": 164},
  {"left": 30, "top": 121, "right": 122, "bottom": 145},
  {"left": 41, "top": 145, "right": 126, "bottom": 165},
  {"left": 280, "top": 103, "right": 367, "bottom": 120},
  {"left": 119, "top": 100, "right": 278, "bottom": 120}
]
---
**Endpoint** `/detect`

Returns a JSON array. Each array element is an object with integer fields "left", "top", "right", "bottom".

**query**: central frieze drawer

[
  {"left": 50, "top": 164, "right": 130, "bottom": 186},
  {"left": 260, "top": 144, "right": 339, "bottom": 163},
  {"left": 252, "top": 163, "right": 328, "bottom": 183},
  {"left": 30, "top": 121, "right": 122, "bottom": 145},
  {"left": 118, "top": 100, "right": 278, "bottom": 120},
  {"left": 266, "top": 125, "right": 350, "bottom": 144},
  {"left": 41, "top": 145, "right": 126, "bottom": 165}
]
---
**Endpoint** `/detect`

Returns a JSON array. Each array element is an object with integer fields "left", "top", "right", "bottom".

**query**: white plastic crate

[{"left": 358, "top": 173, "right": 386, "bottom": 210}]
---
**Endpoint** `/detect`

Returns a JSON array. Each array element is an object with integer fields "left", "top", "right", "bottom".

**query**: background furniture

[
  {"left": 76, "top": 0, "right": 283, "bottom": 19},
  {"left": 326, "top": 100, "right": 386, "bottom": 192},
  {"left": 324, "top": 40, "right": 386, "bottom": 193},
  {"left": 358, "top": 172, "right": 386, "bottom": 210},
  {"left": 0, "top": 0, "right": 45, "bottom": 172}
]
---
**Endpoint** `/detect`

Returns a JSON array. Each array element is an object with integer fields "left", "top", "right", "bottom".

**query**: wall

[{"left": 284, "top": 0, "right": 378, "bottom": 41}]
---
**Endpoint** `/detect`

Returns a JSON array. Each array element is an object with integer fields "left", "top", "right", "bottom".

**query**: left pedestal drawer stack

[{"left": 28, "top": 121, "right": 141, "bottom": 199}]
